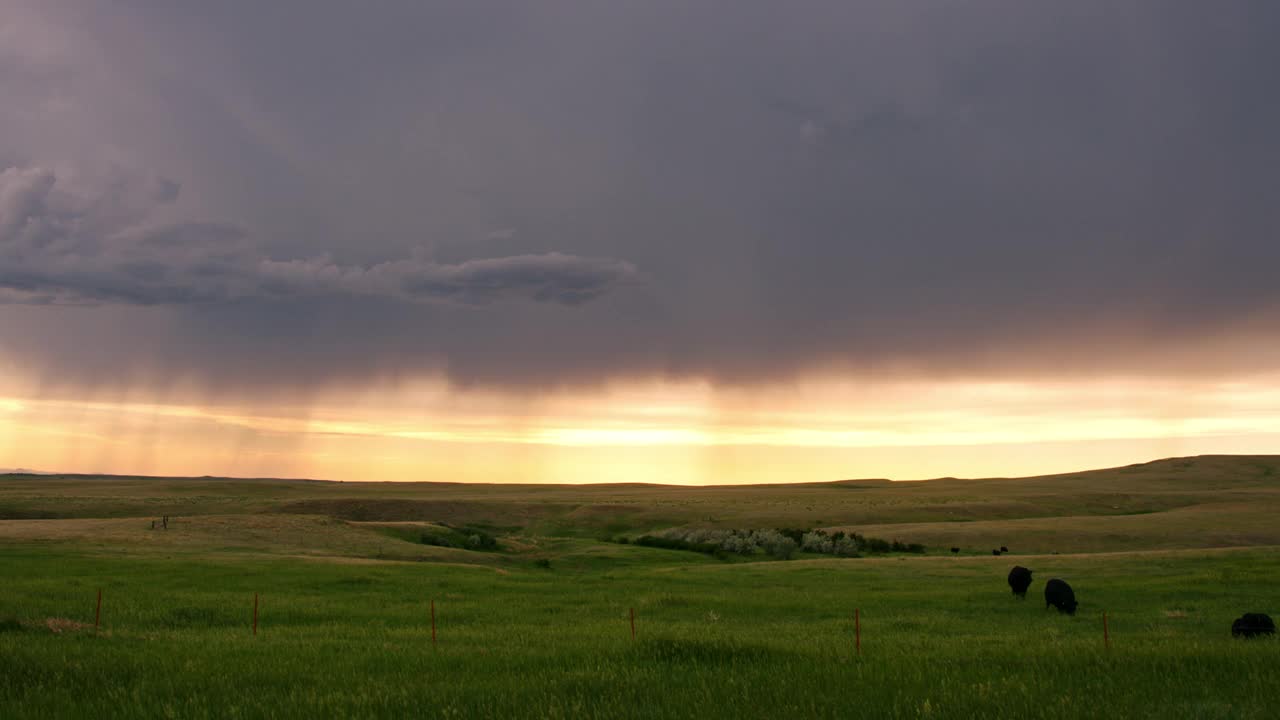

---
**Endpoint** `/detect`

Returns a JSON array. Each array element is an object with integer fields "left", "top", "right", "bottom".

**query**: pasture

[{"left": 2, "top": 455, "right": 1279, "bottom": 718}]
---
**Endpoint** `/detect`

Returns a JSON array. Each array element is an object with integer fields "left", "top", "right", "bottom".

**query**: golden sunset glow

[{"left": 4, "top": 372, "right": 1280, "bottom": 483}]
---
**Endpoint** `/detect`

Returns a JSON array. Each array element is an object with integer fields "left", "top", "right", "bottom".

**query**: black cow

[
  {"left": 1231, "top": 613, "right": 1276, "bottom": 638},
  {"left": 1044, "top": 578, "right": 1077, "bottom": 615},
  {"left": 1000, "top": 546, "right": 1009, "bottom": 553},
  {"left": 991, "top": 549, "right": 1002, "bottom": 556},
  {"left": 1007, "top": 566, "right": 1033, "bottom": 598},
  {"left": 950, "top": 547, "right": 960, "bottom": 554}
]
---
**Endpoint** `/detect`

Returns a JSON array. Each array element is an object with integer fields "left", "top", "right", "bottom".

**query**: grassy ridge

[{"left": 4, "top": 455, "right": 1280, "bottom": 556}]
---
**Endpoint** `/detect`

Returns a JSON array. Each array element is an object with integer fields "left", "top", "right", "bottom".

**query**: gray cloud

[
  {"left": 0, "top": 166, "right": 638, "bottom": 307},
  {"left": 2, "top": 1, "right": 1279, "bottom": 392}
]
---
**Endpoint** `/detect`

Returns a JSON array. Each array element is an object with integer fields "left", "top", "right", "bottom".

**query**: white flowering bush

[
  {"left": 802, "top": 531, "right": 833, "bottom": 554},
  {"left": 631, "top": 526, "right": 922, "bottom": 559}
]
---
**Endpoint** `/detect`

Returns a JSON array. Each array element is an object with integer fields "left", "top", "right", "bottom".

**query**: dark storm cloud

[
  {"left": 2, "top": 0, "right": 1280, "bottom": 390},
  {"left": 0, "top": 166, "right": 637, "bottom": 307}
]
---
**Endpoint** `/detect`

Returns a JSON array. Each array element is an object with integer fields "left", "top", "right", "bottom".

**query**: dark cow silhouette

[
  {"left": 1044, "top": 578, "right": 1077, "bottom": 615},
  {"left": 1000, "top": 546, "right": 1009, "bottom": 553},
  {"left": 950, "top": 547, "right": 960, "bottom": 554},
  {"left": 1007, "top": 566, "right": 1033, "bottom": 598},
  {"left": 992, "top": 549, "right": 1002, "bottom": 556},
  {"left": 1231, "top": 613, "right": 1275, "bottom": 638}
]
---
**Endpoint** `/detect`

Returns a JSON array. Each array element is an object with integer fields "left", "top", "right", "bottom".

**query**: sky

[{"left": 2, "top": 1, "right": 1279, "bottom": 483}]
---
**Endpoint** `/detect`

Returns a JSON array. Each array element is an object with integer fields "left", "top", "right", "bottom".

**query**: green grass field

[{"left": 3, "top": 456, "right": 1279, "bottom": 718}]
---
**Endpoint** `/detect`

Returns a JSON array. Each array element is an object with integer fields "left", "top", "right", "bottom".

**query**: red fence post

[
  {"left": 1103, "top": 611, "right": 1110, "bottom": 650},
  {"left": 95, "top": 589, "right": 102, "bottom": 632},
  {"left": 253, "top": 593, "right": 259, "bottom": 636},
  {"left": 431, "top": 599, "right": 437, "bottom": 649},
  {"left": 630, "top": 607, "right": 636, "bottom": 641}
]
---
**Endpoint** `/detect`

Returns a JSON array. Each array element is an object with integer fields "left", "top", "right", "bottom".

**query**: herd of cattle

[
  {"left": 950, "top": 546, "right": 1011, "bottom": 556},
  {"left": 1004, "top": 565, "right": 1275, "bottom": 638}
]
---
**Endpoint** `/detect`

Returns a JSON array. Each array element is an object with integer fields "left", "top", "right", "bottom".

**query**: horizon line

[{"left": 4, "top": 453, "right": 1274, "bottom": 489}]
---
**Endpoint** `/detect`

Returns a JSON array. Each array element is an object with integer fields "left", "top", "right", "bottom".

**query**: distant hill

[
  {"left": 0, "top": 468, "right": 48, "bottom": 475},
  {"left": 3, "top": 455, "right": 1280, "bottom": 554}
]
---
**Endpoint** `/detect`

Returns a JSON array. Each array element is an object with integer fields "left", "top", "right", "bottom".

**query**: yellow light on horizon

[{"left": 4, "top": 374, "right": 1280, "bottom": 483}]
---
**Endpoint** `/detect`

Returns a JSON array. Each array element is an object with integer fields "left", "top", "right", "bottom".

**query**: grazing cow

[
  {"left": 1000, "top": 546, "right": 1009, "bottom": 553},
  {"left": 950, "top": 547, "right": 960, "bottom": 554},
  {"left": 1007, "top": 566, "right": 1033, "bottom": 598},
  {"left": 1231, "top": 613, "right": 1276, "bottom": 638},
  {"left": 1044, "top": 578, "right": 1077, "bottom": 615},
  {"left": 991, "top": 549, "right": 1002, "bottom": 556}
]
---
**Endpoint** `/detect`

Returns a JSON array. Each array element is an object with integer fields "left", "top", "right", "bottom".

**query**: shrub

[
  {"left": 419, "top": 526, "right": 500, "bottom": 551},
  {"left": 467, "top": 533, "right": 494, "bottom": 550},
  {"left": 802, "top": 531, "right": 834, "bottom": 554},
  {"left": 833, "top": 536, "right": 861, "bottom": 557},
  {"left": 778, "top": 528, "right": 808, "bottom": 545},
  {"left": 863, "top": 537, "right": 892, "bottom": 554},
  {"left": 753, "top": 530, "right": 798, "bottom": 560},
  {"left": 720, "top": 533, "right": 758, "bottom": 555},
  {"left": 419, "top": 532, "right": 456, "bottom": 548},
  {"left": 891, "top": 541, "right": 926, "bottom": 554},
  {"left": 633, "top": 535, "right": 719, "bottom": 555},
  {"left": 766, "top": 536, "right": 798, "bottom": 560},
  {"left": 624, "top": 526, "right": 921, "bottom": 559}
]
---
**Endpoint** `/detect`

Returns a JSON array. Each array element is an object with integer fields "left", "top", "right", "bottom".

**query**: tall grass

[{"left": 2, "top": 546, "right": 1278, "bottom": 718}]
